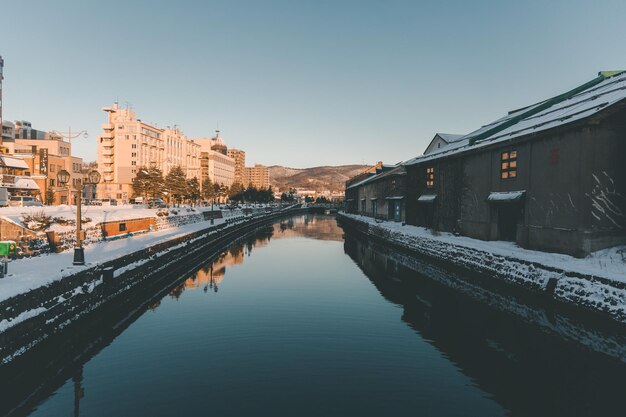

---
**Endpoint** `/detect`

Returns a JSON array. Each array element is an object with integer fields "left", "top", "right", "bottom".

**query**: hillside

[{"left": 269, "top": 165, "right": 370, "bottom": 192}]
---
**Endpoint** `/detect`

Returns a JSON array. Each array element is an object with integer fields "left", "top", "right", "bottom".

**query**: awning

[
  {"left": 345, "top": 198, "right": 354, "bottom": 202},
  {"left": 13, "top": 178, "right": 40, "bottom": 190},
  {"left": 385, "top": 196, "right": 404, "bottom": 200},
  {"left": 0, "top": 156, "right": 29, "bottom": 170},
  {"left": 417, "top": 194, "right": 437, "bottom": 203},
  {"left": 487, "top": 190, "right": 526, "bottom": 203},
  {"left": 370, "top": 197, "right": 378, "bottom": 200}
]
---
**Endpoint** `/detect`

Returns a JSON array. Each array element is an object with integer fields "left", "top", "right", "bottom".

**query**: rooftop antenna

[{"left": 216, "top": 122, "right": 220, "bottom": 138}]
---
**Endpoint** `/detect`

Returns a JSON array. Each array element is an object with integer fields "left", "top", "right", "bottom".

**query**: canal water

[{"left": 17, "top": 215, "right": 626, "bottom": 416}]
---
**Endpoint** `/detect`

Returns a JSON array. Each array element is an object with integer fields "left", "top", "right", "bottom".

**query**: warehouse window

[
  {"left": 426, "top": 167, "right": 435, "bottom": 187},
  {"left": 501, "top": 150, "right": 517, "bottom": 179}
]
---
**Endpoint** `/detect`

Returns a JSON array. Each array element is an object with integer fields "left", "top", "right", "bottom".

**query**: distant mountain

[{"left": 269, "top": 165, "right": 371, "bottom": 192}]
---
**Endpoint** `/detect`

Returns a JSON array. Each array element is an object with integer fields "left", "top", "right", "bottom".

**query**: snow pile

[{"left": 0, "top": 307, "right": 47, "bottom": 332}]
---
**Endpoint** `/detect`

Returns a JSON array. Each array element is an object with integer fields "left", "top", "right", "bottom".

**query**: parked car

[
  {"left": 0, "top": 187, "right": 9, "bottom": 207},
  {"left": 9, "top": 196, "right": 44, "bottom": 207},
  {"left": 147, "top": 198, "right": 166, "bottom": 208},
  {"left": 99, "top": 198, "right": 118, "bottom": 206},
  {"left": 88, "top": 198, "right": 118, "bottom": 206}
]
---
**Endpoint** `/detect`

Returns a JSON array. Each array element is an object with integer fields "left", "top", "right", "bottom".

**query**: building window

[
  {"left": 132, "top": 144, "right": 137, "bottom": 149},
  {"left": 50, "top": 179, "right": 55, "bottom": 186},
  {"left": 119, "top": 223, "right": 127, "bottom": 232},
  {"left": 131, "top": 161, "right": 136, "bottom": 166},
  {"left": 426, "top": 167, "right": 435, "bottom": 187},
  {"left": 132, "top": 153, "right": 137, "bottom": 157},
  {"left": 501, "top": 150, "right": 517, "bottom": 179}
]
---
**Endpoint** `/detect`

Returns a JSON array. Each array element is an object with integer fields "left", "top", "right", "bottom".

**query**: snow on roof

[
  {"left": 0, "top": 156, "right": 29, "bottom": 170},
  {"left": 346, "top": 165, "right": 405, "bottom": 190},
  {"left": 437, "top": 133, "right": 464, "bottom": 143},
  {"left": 486, "top": 190, "right": 526, "bottom": 203},
  {"left": 406, "top": 71, "right": 626, "bottom": 166},
  {"left": 417, "top": 194, "right": 437, "bottom": 202},
  {"left": 13, "top": 178, "right": 40, "bottom": 190}
]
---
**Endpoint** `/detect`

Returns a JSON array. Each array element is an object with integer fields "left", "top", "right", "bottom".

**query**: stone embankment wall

[
  {"left": 0, "top": 208, "right": 302, "bottom": 364},
  {"left": 338, "top": 213, "right": 626, "bottom": 324}
]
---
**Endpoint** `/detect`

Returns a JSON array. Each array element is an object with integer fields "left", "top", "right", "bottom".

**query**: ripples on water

[{"left": 4, "top": 215, "right": 626, "bottom": 416}]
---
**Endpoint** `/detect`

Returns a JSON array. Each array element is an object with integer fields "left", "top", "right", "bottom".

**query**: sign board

[{"left": 39, "top": 149, "right": 49, "bottom": 175}]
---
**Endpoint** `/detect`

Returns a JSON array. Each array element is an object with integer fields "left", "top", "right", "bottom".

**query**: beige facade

[
  {"left": 227, "top": 148, "right": 245, "bottom": 185},
  {"left": 9, "top": 138, "right": 84, "bottom": 204},
  {"left": 244, "top": 164, "right": 270, "bottom": 189},
  {"left": 97, "top": 103, "right": 201, "bottom": 201},
  {"left": 192, "top": 133, "right": 236, "bottom": 189}
]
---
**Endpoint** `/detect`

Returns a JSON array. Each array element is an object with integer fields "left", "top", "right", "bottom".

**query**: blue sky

[{"left": 1, "top": 0, "right": 624, "bottom": 167}]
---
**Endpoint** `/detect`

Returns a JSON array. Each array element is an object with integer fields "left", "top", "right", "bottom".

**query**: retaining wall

[{"left": 338, "top": 213, "right": 626, "bottom": 324}]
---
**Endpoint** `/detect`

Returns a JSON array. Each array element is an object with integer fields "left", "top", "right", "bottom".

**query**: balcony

[
  {"left": 101, "top": 151, "right": 114, "bottom": 157},
  {"left": 103, "top": 175, "right": 113, "bottom": 182},
  {"left": 101, "top": 131, "right": 114, "bottom": 139},
  {"left": 102, "top": 166, "right": 114, "bottom": 173},
  {"left": 0, "top": 174, "right": 16, "bottom": 186},
  {"left": 102, "top": 123, "right": 114, "bottom": 131},
  {"left": 101, "top": 157, "right": 113, "bottom": 165}
]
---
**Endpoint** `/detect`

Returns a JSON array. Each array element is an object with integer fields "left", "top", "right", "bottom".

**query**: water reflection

[
  {"left": 166, "top": 214, "right": 343, "bottom": 301},
  {"left": 4, "top": 215, "right": 626, "bottom": 417},
  {"left": 343, "top": 232, "right": 626, "bottom": 416}
]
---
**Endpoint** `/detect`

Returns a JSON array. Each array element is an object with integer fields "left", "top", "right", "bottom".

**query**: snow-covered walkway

[
  {"left": 0, "top": 217, "right": 227, "bottom": 303},
  {"left": 341, "top": 213, "right": 626, "bottom": 284}
]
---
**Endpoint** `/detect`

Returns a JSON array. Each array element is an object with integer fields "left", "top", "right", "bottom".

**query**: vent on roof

[{"left": 599, "top": 70, "right": 625, "bottom": 78}]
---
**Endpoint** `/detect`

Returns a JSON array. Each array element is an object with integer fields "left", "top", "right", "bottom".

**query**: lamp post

[
  {"left": 51, "top": 128, "right": 88, "bottom": 204},
  {"left": 58, "top": 169, "right": 101, "bottom": 265}
]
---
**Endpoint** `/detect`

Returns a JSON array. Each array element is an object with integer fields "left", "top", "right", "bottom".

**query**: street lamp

[
  {"left": 58, "top": 169, "right": 101, "bottom": 265},
  {"left": 51, "top": 128, "right": 88, "bottom": 205}
]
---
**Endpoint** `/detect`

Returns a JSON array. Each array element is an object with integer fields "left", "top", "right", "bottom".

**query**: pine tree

[
  {"left": 187, "top": 177, "right": 201, "bottom": 203},
  {"left": 165, "top": 166, "right": 188, "bottom": 204},
  {"left": 133, "top": 166, "right": 164, "bottom": 200}
]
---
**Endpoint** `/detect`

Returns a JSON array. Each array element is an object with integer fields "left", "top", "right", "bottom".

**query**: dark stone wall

[{"left": 402, "top": 104, "right": 626, "bottom": 257}]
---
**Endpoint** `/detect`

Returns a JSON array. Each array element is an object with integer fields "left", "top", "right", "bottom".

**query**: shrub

[
  {"left": 52, "top": 217, "right": 75, "bottom": 226},
  {"left": 21, "top": 210, "right": 52, "bottom": 231}
]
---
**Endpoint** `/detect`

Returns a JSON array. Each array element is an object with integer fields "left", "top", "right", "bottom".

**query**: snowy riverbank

[
  {"left": 0, "top": 207, "right": 302, "bottom": 363},
  {"left": 338, "top": 213, "right": 626, "bottom": 323}
]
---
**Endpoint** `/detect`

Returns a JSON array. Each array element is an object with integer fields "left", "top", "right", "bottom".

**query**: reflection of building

[
  {"left": 185, "top": 247, "right": 245, "bottom": 291},
  {"left": 97, "top": 103, "right": 201, "bottom": 201},
  {"left": 192, "top": 131, "right": 235, "bottom": 189},
  {"left": 244, "top": 164, "right": 270, "bottom": 189},
  {"left": 227, "top": 148, "right": 246, "bottom": 185}
]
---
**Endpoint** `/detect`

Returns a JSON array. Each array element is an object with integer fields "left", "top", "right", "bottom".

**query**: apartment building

[
  {"left": 227, "top": 148, "right": 245, "bottom": 185},
  {"left": 97, "top": 103, "right": 201, "bottom": 201},
  {"left": 192, "top": 132, "right": 236, "bottom": 189},
  {"left": 244, "top": 164, "right": 270, "bottom": 189}
]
